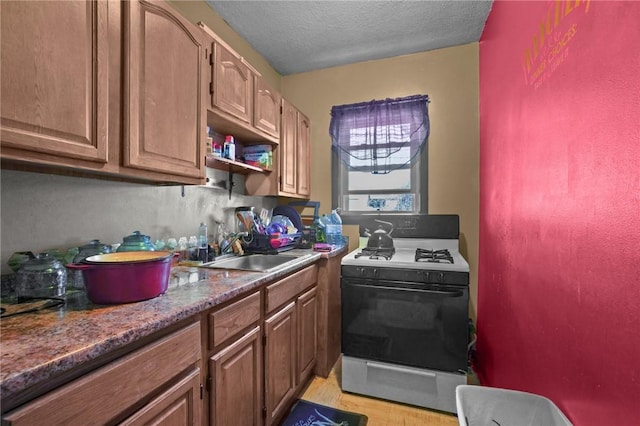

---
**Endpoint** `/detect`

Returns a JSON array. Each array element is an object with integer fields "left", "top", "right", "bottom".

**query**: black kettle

[{"left": 365, "top": 220, "right": 394, "bottom": 249}]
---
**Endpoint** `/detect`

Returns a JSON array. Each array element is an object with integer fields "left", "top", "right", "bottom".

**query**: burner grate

[
  {"left": 355, "top": 247, "right": 395, "bottom": 260},
  {"left": 415, "top": 248, "right": 454, "bottom": 264}
]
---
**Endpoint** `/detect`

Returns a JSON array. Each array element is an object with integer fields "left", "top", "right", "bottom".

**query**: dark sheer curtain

[{"left": 329, "top": 94, "right": 430, "bottom": 174}]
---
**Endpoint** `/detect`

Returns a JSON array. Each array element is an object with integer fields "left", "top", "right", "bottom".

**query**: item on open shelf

[
  {"left": 223, "top": 135, "right": 236, "bottom": 160},
  {"left": 242, "top": 144, "right": 273, "bottom": 170}
]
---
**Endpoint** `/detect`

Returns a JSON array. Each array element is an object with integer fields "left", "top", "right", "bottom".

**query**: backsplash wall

[{"left": 0, "top": 169, "right": 278, "bottom": 275}]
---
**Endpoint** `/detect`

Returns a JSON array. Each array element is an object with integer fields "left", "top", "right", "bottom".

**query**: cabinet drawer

[
  {"left": 265, "top": 265, "right": 318, "bottom": 314},
  {"left": 208, "top": 291, "right": 261, "bottom": 349},
  {"left": 4, "top": 321, "right": 201, "bottom": 426}
]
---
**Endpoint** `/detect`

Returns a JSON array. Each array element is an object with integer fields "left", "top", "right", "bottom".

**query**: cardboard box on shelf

[{"left": 242, "top": 144, "right": 273, "bottom": 170}]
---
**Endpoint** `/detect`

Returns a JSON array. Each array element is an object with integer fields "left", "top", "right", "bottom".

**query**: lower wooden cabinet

[
  {"left": 204, "top": 264, "right": 319, "bottom": 426},
  {"left": 3, "top": 321, "right": 202, "bottom": 426},
  {"left": 264, "top": 287, "right": 318, "bottom": 426},
  {"left": 121, "top": 367, "right": 202, "bottom": 426},
  {"left": 209, "top": 326, "right": 263, "bottom": 426},
  {"left": 263, "top": 265, "right": 319, "bottom": 425},
  {"left": 315, "top": 251, "right": 347, "bottom": 378},
  {"left": 297, "top": 287, "right": 318, "bottom": 384},
  {"left": 264, "top": 301, "right": 297, "bottom": 425}
]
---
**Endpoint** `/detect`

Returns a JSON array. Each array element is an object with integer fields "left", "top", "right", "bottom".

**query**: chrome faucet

[{"left": 221, "top": 232, "right": 249, "bottom": 255}]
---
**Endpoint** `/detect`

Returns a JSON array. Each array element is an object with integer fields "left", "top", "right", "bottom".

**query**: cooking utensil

[
  {"left": 1, "top": 298, "right": 65, "bottom": 318},
  {"left": 66, "top": 251, "right": 172, "bottom": 304},
  {"left": 365, "top": 219, "right": 395, "bottom": 249},
  {"left": 253, "top": 215, "right": 265, "bottom": 234},
  {"left": 236, "top": 212, "right": 253, "bottom": 232},
  {"left": 259, "top": 208, "right": 271, "bottom": 226}
]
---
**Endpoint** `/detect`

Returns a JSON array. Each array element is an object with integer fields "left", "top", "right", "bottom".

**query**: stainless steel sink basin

[{"left": 201, "top": 254, "right": 309, "bottom": 272}]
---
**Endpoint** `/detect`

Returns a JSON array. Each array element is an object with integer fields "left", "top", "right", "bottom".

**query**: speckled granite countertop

[{"left": 0, "top": 246, "right": 346, "bottom": 410}]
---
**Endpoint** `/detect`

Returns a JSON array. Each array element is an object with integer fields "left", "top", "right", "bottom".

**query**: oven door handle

[
  {"left": 366, "top": 360, "right": 437, "bottom": 378},
  {"left": 346, "top": 282, "right": 464, "bottom": 298}
]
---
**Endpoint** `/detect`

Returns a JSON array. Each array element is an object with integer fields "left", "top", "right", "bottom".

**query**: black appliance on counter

[{"left": 340, "top": 214, "right": 469, "bottom": 414}]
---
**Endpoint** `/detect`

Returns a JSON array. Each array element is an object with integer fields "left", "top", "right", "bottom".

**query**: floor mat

[{"left": 281, "top": 399, "right": 368, "bottom": 426}]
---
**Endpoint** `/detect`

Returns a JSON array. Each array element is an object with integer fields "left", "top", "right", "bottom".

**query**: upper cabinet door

[
  {"left": 253, "top": 76, "right": 281, "bottom": 139},
  {"left": 123, "top": 0, "right": 206, "bottom": 179},
  {"left": 296, "top": 112, "right": 311, "bottom": 198},
  {"left": 0, "top": 0, "right": 108, "bottom": 163},
  {"left": 279, "top": 99, "right": 297, "bottom": 195},
  {"left": 212, "top": 43, "right": 252, "bottom": 124}
]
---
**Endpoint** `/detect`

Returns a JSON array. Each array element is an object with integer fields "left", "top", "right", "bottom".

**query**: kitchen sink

[{"left": 200, "top": 253, "right": 310, "bottom": 272}]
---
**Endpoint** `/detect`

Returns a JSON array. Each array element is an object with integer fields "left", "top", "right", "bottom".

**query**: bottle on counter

[
  {"left": 223, "top": 135, "right": 235, "bottom": 161},
  {"left": 317, "top": 214, "right": 330, "bottom": 243},
  {"left": 198, "top": 222, "right": 208, "bottom": 262},
  {"left": 188, "top": 236, "right": 198, "bottom": 260},
  {"left": 328, "top": 209, "right": 343, "bottom": 245}
]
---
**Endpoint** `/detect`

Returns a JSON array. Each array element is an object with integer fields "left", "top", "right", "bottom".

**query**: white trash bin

[{"left": 456, "top": 385, "right": 573, "bottom": 426}]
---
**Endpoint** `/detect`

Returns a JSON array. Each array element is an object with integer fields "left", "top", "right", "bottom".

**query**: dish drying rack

[{"left": 243, "top": 232, "right": 302, "bottom": 254}]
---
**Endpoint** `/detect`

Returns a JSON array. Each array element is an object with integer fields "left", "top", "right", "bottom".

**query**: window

[{"left": 330, "top": 95, "right": 429, "bottom": 221}]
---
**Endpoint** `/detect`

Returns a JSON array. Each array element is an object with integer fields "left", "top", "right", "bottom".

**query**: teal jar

[{"left": 117, "top": 231, "right": 156, "bottom": 252}]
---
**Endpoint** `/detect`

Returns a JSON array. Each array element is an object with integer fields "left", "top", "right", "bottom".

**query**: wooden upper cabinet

[
  {"left": 0, "top": 0, "right": 108, "bottom": 163},
  {"left": 245, "top": 97, "right": 311, "bottom": 199},
  {"left": 212, "top": 43, "right": 253, "bottom": 124},
  {"left": 296, "top": 111, "right": 311, "bottom": 197},
  {"left": 123, "top": 0, "right": 206, "bottom": 179},
  {"left": 253, "top": 76, "right": 281, "bottom": 139},
  {"left": 279, "top": 99, "right": 298, "bottom": 195}
]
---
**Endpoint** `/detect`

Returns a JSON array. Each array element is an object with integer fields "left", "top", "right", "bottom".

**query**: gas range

[
  {"left": 340, "top": 214, "right": 470, "bottom": 413},
  {"left": 342, "top": 238, "right": 469, "bottom": 273}
]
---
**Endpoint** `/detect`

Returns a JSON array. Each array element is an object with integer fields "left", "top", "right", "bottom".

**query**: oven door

[{"left": 341, "top": 277, "right": 468, "bottom": 373}]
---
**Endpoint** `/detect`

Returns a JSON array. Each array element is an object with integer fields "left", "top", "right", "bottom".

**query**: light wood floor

[{"left": 300, "top": 358, "right": 459, "bottom": 426}]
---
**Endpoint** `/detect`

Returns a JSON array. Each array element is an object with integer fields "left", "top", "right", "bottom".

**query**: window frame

[{"left": 332, "top": 142, "right": 428, "bottom": 224}]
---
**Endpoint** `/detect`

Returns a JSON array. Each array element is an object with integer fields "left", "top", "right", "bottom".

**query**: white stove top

[{"left": 341, "top": 238, "right": 470, "bottom": 272}]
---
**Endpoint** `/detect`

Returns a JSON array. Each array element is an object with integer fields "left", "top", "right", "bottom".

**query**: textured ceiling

[{"left": 206, "top": 1, "right": 493, "bottom": 75}]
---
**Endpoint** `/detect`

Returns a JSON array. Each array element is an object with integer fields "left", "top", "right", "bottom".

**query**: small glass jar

[
  {"left": 116, "top": 231, "right": 156, "bottom": 252},
  {"left": 15, "top": 253, "right": 67, "bottom": 301}
]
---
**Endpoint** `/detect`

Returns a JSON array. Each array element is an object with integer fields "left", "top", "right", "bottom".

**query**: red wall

[{"left": 478, "top": 1, "right": 640, "bottom": 424}]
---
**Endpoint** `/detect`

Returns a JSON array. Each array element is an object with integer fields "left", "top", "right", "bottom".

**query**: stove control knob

[
  {"left": 357, "top": 267, "right": 366, "bottom": 277},
  {"left": 436, "top": 272, "right": 445, "bottom": 283},
  {"left": 418, "top": 271, "right": 430, "bottom": 282},
  {"left": 372, "top": 268, "right": 379, "bottom": 278}
]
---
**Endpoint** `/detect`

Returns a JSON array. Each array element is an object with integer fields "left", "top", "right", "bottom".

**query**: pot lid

[
  {"left": 74, "top": 240, "right": 112, "bottom": 262},
  {"left": 118, "top": 231, "right": 156, "bottom": 252}
]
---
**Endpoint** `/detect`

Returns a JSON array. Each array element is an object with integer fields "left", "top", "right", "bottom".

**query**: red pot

[{"left": 67, "top": 251, "right": 172, "bottom": 304}]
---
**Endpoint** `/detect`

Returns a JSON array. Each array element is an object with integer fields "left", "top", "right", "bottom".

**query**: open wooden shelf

[{"left": 205, "top": 155, "right": 269, "bottom": 174}]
